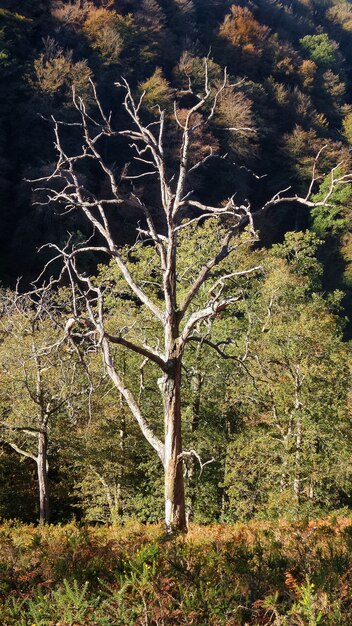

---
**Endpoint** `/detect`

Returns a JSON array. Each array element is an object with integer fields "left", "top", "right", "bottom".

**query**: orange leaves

[
  {"left": 299, "top": 59, "right": 317, "bottom": 88},
  {"left": 219, "top": 5, "right": 270, "bottom": 60},
  {"left": 285, "top": 570, "right": 301, "bottom": 597},
  {"left": 218, "top": 5, "right": 273, "bottom": 76}
]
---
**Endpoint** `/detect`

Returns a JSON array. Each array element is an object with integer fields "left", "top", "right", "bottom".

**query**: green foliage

[
  {"left": 300, "top": 33, "right": 339, "bottom": 68},
  {"left": 271, "top": 230, "right": 323, "bottom": 284},
  {"left": 138, "top": 67, "right": 173, "bottom": 112},
  {"left": 311, "top": 169, "right": 352, "bottom": 238},
  {"left": 342, "top": 111, "right": 352, "bottom": 144},
  {"left": 224, "top": 232, "right": 352, "bottom": 521},
  {"left": 262, "top": 574, "right": 344, "bottom": 625}
]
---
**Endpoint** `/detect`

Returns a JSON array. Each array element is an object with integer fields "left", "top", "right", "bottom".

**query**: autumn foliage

[{"left": 0, "top": 519, "right": 352, "bottom": 624}]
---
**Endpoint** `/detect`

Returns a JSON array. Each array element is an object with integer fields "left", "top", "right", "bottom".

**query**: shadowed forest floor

[{"left": 0, "top": 518, "right": 351, "bottom": 624}]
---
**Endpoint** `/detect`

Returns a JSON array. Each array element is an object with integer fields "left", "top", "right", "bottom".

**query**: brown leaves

[
  {"left": 220, "top": 6, "right": 270, "bottom": 48},
  {"left": 285, "top": 570, "right": 301, "bottom": 598}
]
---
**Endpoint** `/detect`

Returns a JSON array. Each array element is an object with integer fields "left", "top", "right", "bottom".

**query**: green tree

[
  {"left": 299, "top": 33, "right": 339, "bottom": 68},
  {"left": 225, "top": 232, "right": 352, "bottom": 519},
  {"left": 0, "top": 292, "right": 85, "bottom": 523}
]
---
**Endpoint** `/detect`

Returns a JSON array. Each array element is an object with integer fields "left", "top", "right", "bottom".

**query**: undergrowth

[{"left": 0, "top": 518, "right": 351, "bottom": 625}]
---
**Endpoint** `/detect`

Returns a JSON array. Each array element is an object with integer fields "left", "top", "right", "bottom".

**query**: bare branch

[
  {"left": 8, "top": 442, "right": 37, "bottom": 463},
  {"left": 104, "top": 331, "right": 166, "bottom": 370},
  {"left": 180, "top": 296, "right": 241, "bottom": 347},
  {"left": 178, "top": 449, "right": 215, "bottom": 477},
  {"left": 101, "top": 337, "right": 164, "bottom": 463}
]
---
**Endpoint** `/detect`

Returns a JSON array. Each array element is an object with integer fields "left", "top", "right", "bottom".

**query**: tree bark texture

[{"left": 163, "top": 362, "right": 187, "bottom": 532}]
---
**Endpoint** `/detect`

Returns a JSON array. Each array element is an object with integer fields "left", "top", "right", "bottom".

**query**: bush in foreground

[{"left": 0, "top": 518, "right": 351, "bottom": 624}]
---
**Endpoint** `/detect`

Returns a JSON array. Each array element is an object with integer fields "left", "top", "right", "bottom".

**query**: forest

[{"left": 1, "top": 0, "right": 352, "bottom": 623}]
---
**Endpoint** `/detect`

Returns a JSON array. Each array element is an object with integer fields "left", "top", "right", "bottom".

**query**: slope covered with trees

[
  {"left": 1, "top": 0, "right": 352, "bottom": 280},
  {"left": 0, "top": 0, "right": 352, "bottom": 532}
]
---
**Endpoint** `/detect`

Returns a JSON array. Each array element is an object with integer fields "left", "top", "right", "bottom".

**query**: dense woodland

[
  {"left": 2, "top": 0, "right": 352, "bottom": 527},
  {"left": 3, "top": 0, "right": 352, "bottom": 623}
]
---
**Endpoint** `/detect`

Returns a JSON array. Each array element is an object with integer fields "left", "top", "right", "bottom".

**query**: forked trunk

[
  {"left": 163, "top": 363, "right": 187, "bottom": 532},
  {"left": 37, "top": 431, "right": 49, "bottom": 524}
]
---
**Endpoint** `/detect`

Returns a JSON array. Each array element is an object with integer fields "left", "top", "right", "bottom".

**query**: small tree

[
  {"left": 33, "top": 59, "right": 352, "bottom": 531},
  {"left": 0, "top": 292, "right": 84, "bottom": 523}
]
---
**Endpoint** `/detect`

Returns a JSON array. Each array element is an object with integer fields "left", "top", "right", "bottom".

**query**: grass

[{"left": 0, "top": 517, "right": 351, "bottom": 624}]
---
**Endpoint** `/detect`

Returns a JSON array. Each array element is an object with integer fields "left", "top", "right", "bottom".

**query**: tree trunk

[
  {"left": 116, "top": 411, "right": 126, "bottom": 519},
  {"left": 293, "top": 418, "right": 302, "bottom": 504},
  {"left": 163, "top": 362, "right": 187, "bottom": 532},
  {"left": 37, "top": 431, "right": 49, "bottom": 524},
  {"left": 280, "top": 429, "right": 291, "bottom": 493},
  {"left": 293, "top": 371, "right": 303, "bottom": 505}
]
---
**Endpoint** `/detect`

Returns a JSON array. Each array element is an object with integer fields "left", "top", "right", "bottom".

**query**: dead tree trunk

[
  {"left": 7, "top": 430, "right": 50, "bottom": 525},
  {"left": 162, "top": 361, "right": 186, "bottom": 531}
]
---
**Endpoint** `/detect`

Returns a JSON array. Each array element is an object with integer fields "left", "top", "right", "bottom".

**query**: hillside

[{"left": 1, "top": 0, "right": 352, "bottom": 546}]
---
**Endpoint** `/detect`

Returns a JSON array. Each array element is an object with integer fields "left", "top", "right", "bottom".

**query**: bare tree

[{"left": 31, "top": 59, "right": 352, "bottom": 531}]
